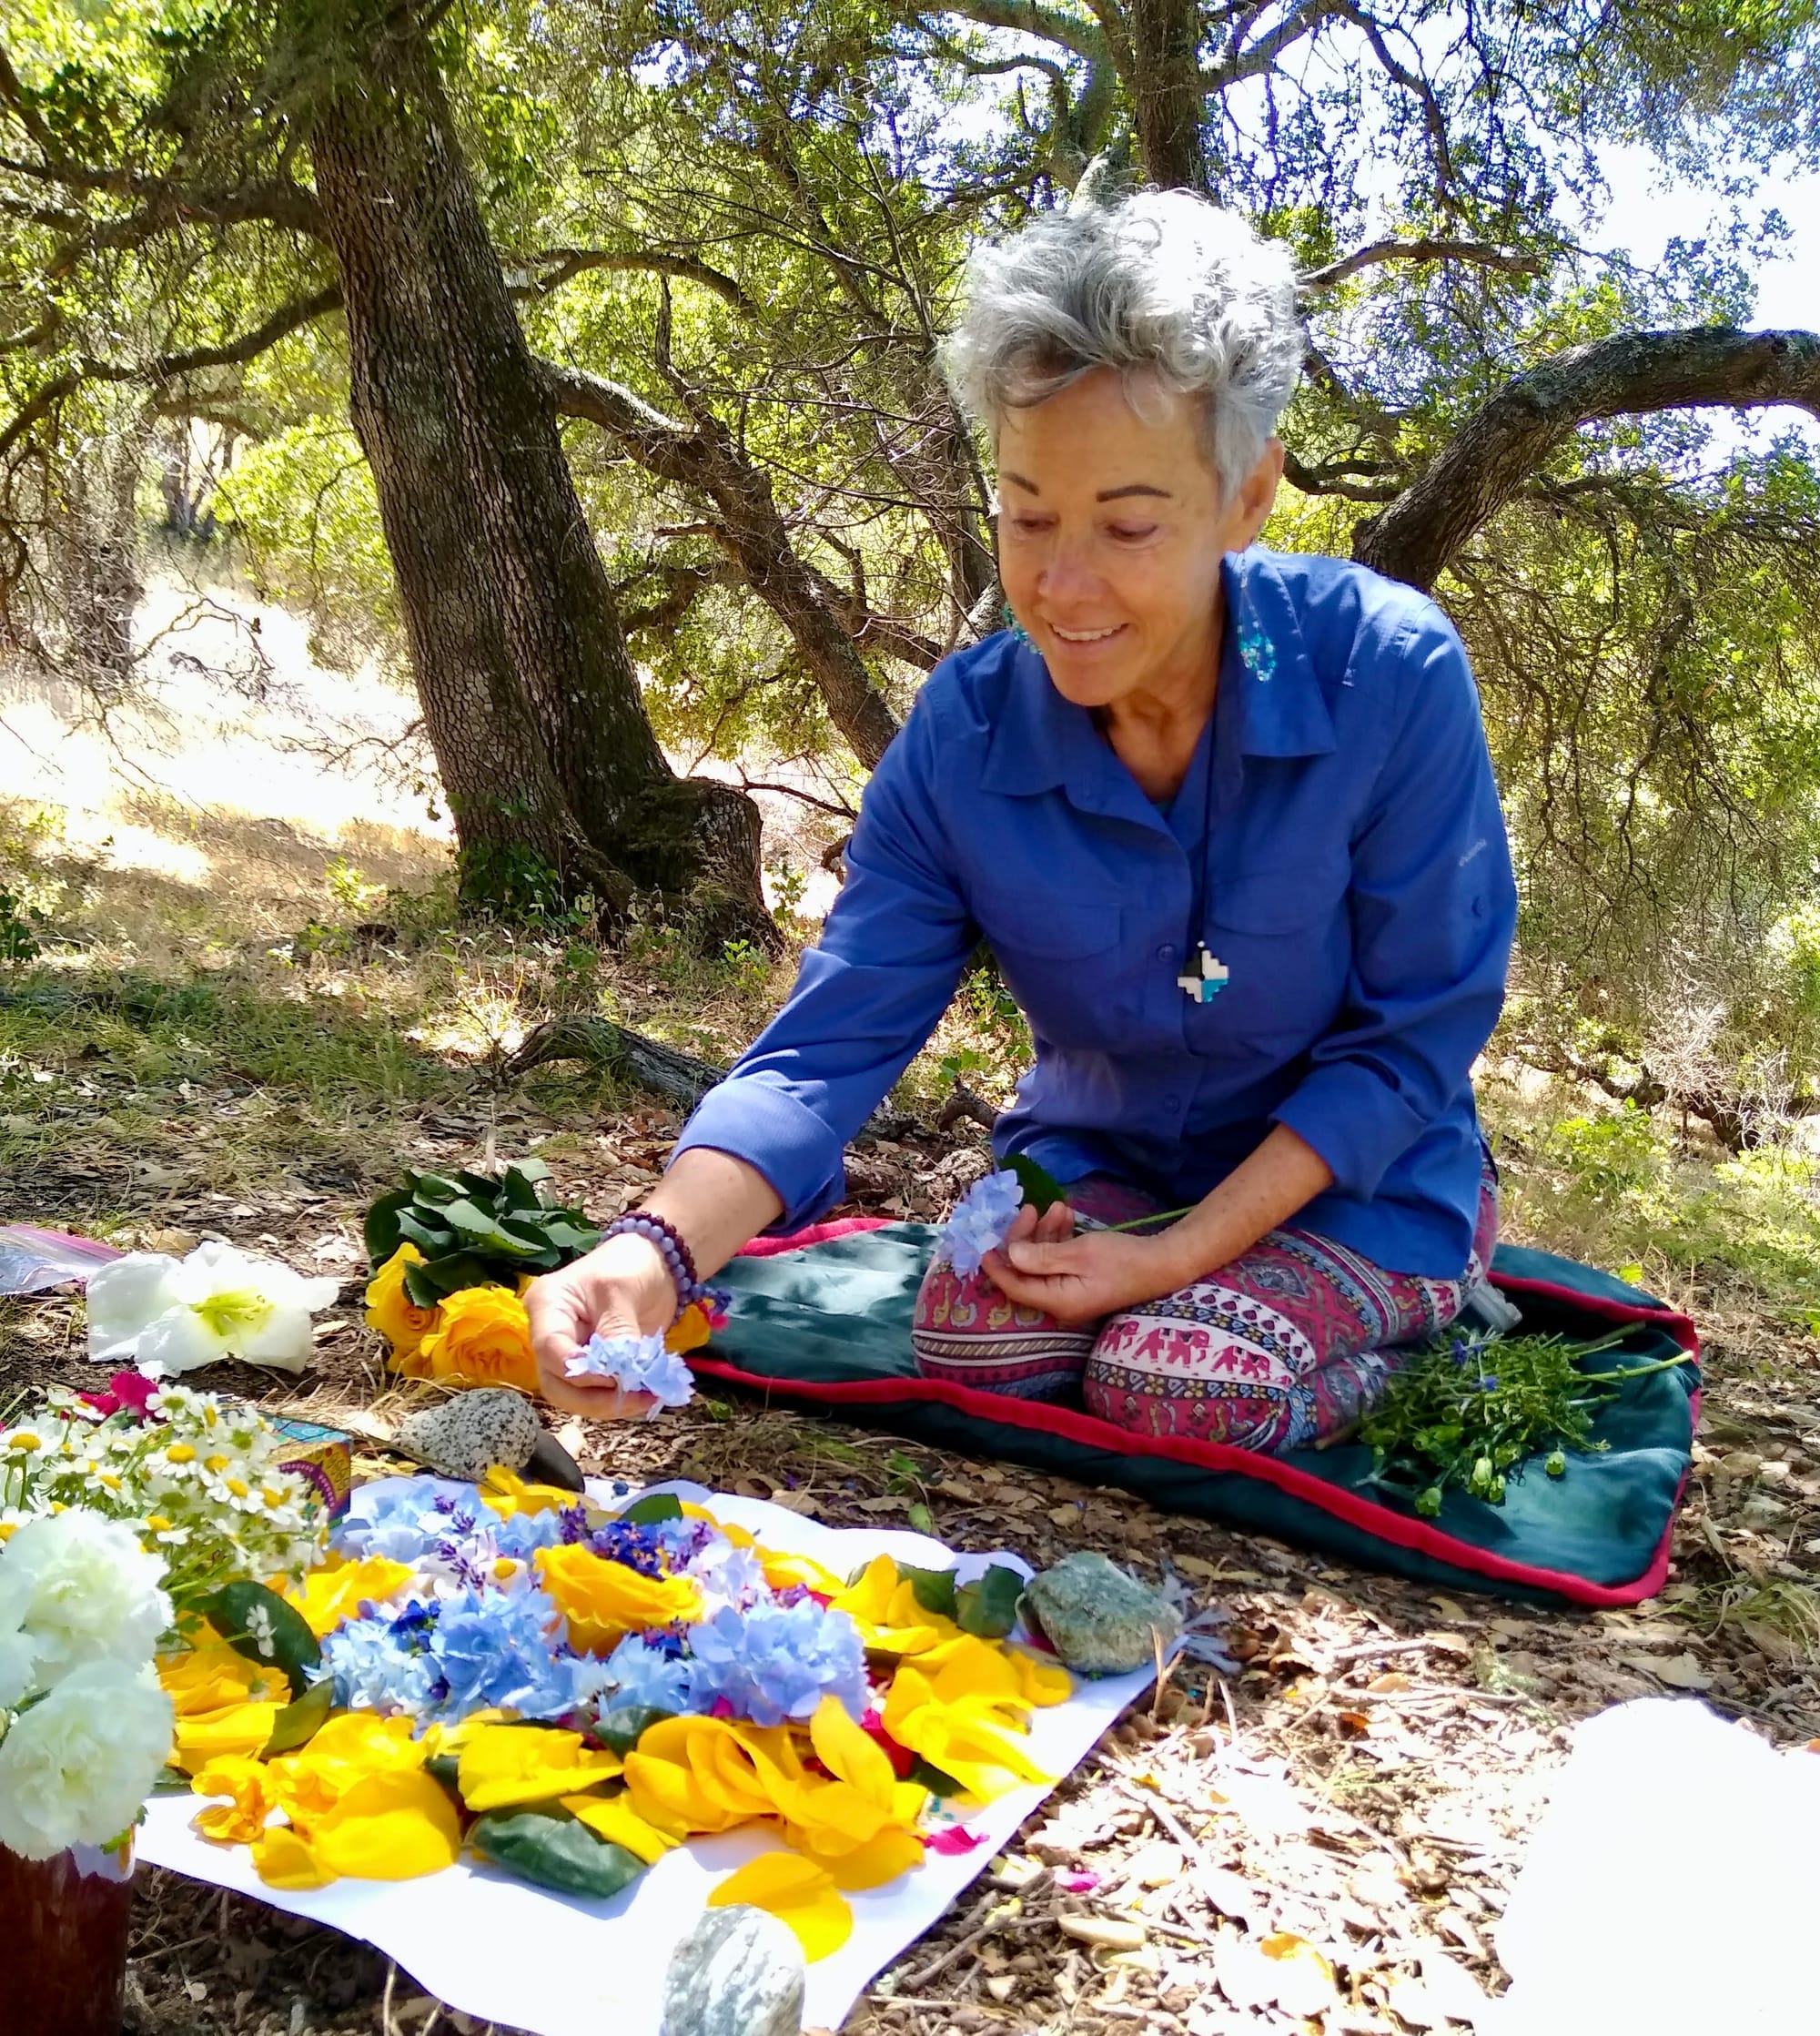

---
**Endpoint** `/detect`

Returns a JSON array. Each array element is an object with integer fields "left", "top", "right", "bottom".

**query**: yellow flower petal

[
  {"left": 481, "top": 1466, "right": 590, "bottom": 1519},
  {"left": 250, "top": 1824, "right": 333, "bottom": 1890},
  {"left": 190, "top": 1757, "right": 278, "bottom": 1846},
  {"left": 708, "top": 1853, "right": 854, "bottom": 1963},
  {"left": 457, "top": 1724, "right": 622, "bottom": 1813},
  {"left": 790, "top": 1821, "right": 925, "bottom": 1890},
  {"left": 171, "top": 1701, "right": 283, "bottom": 1775},
  {"left": 287, "top": 1556, "right": 415, "bottom": 1638},
  {"left": 308, "top": 1771, "right": 463, "bottom": 1881},
  {"left": 158, "top": 1641, "right": 289, "bottom": 1718},
  {"left": 809, "top": 1695, "right": 895, "bottom": 1808},
  {"left": 561, "top": 1790, "right": 684, "bottom": 1865}
]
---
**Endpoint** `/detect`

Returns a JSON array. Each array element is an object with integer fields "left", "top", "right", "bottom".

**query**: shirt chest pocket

[
  {"left": 972, "top": 889, "right": 1125, "bottom": 1046},
  {"left": 1198, "top": 853, "right": 1351, "bottom": 1051}
]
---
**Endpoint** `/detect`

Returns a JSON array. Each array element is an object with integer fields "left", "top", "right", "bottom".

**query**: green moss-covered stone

[{"left": 1022, "top": 1552, "right": 1181, "bottom": 1676}]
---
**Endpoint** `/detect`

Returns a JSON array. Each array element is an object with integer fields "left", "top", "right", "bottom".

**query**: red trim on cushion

[
  {"left": 693, "top": 1265, "right": 1700, "bottom": 1607},
  {"left": 738, "top": 1218, "right": 896, "bottom": 1258}
]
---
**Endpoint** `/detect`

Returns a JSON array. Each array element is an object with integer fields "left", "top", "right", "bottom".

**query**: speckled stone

[
  {"left": 394, "top": 1388, "right": 540, "bottom": 1482},
  {"left": 1022, "top": 1551, "right": 1182, "bottom": 1676},
  {"left": 661, "top": 1905, "right": 804, "bottom": 2036}
]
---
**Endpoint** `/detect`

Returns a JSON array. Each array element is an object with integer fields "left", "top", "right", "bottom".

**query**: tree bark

[
  {"left": 1127, "top": 0, "right": 1211, "bottom": 191},
  {"left": 1355, "top": 326, "right": 1820, "bottom": 591},
  {"left": 303, "top": 15, "right": 771, "bottom": 937}
]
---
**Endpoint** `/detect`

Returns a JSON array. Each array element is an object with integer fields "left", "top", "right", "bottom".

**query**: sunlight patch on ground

[{"left": 0, "top": 572, "right": 450, "bottom": 903}]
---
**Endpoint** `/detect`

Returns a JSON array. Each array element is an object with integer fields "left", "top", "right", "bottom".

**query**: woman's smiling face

[{"left": 995, "top": 367, "right": 1281, "bottom": 714}]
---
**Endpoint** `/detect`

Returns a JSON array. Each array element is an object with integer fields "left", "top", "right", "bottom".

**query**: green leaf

[
  {"left": 411, "top": 1254, "right": 510, "bottom": 1301},
  {"left": 498, "top": 1164, "right": 549, "bottom": 1210},
  {"left": 619, "top": 1493, "right": 683, "bottom": 1524},
  {"left": 592, "top": 1704, "right": 673, "bottom": 1756},
  {"left": 395, "top": 1209, "right": 456, "bottom": 1257},
  {"left": 263, "top": 1676, "right": 337, "bottom": 1755},
  {"left": 956, "top": 1563, "right": 1025, "bottom": 1639},
  {"left": 441, "top": 1200, "right": 545, "bottom": 1258},
  {"left": 511, "top": 1155, "right": 552, "bottom": 1186},
  {"left": 905, "top": 1502, "right": 935, "bottom": 1537},
  {"left": 898, "top": 1564, "right": 959, "bottom": 1618},
  {"left": 412, "top": 1172, "right": 467, "bottom": 1205},
  {"left": 470, "top": 1812, "right": 645, "bottom": 1900},
  {"left": 202, "top": 1581, "right": 322, "bottom": 1699},
  {"left": 363, "top": 1188, "right": 415, "bottom": 1269},
  {"left": 426, "top": 1752, "right": 462, "bottom": 1791},
  {"left": 1006, "top": 1153, "right": 1067, "bottom": 1213}
]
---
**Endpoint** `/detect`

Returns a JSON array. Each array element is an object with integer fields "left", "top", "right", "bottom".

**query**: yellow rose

[
  {"left": 415, "top": 1284, "right": 540, "bottom": 1395},
  {"left": 534, "top": 1544, "right": 703, "bottom": 1655},
  {"left": 365, "top": 1243, "right": 441, "bottom": 1365}
]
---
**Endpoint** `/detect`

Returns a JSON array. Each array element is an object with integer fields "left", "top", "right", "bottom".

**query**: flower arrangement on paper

[
  {"left": 0, "top": 1508, "right": 177, "bottom": 1859},
  {"left": 362, "top": 1162, "right": 723, "bottom": 1403},
  {"left": 172, "top": 1474, "right": 1068, "bottom": 1961},
  {"left": 86, "top": 1241, "right": 339, "bottom": 1374}
]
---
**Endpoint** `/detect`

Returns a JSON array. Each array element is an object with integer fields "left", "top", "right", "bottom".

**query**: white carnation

[
  {"left": 0, "top": 1510, "right": 171, "bottom": 1694},
  {"left": 0, "top": 1660, "right": 174, "bottom": 1859}
]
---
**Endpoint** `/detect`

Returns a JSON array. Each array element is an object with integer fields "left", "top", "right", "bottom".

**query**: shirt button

[
  {"left": 1164, "top": 1091, "right": 1183, "bottom": 1110},
  {"left": 1156, "top": 944, "right": 1176, "bottom": 963}
]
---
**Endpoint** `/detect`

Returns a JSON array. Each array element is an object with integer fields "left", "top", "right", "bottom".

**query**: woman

[{"left": 528, "top": 191, "right": 1515, "bottom": 1454}]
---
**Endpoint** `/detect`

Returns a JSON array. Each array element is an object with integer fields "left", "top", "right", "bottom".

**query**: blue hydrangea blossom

[{"left": 936, "top": 1170, "right": 1025, "bottom": 1278}]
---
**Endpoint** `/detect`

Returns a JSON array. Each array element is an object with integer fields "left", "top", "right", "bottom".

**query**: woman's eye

[
  {"left": 1007, "top": 516, "right": 1052, "bottom": 535},
  {"left": 1109, "top": 523, "right": 1158, "bottom": 542}
]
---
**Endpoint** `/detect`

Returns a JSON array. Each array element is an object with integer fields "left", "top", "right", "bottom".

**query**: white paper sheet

[{"left": 139, "top": 1480, "right": 1158, "bottom": 2034}]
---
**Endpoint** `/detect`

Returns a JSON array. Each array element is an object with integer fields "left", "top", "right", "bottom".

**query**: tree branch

[
  {"left": 1302, "top": 237, "right": 1545, "bottom": 291},
  {"left": 0, "top": 286, "right": 342, "bottom": 461},
  {"left": 1355, "top": 326, "right": 1820, "bottom": 591},
  {"left": 543, "top": 357, "right": 902, "bottom": 768},
  {"left": 522, "top": 246, "right": 763, "bottom": 320}
]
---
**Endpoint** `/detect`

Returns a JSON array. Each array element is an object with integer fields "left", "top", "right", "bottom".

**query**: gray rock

[
  {"left": 1022, "top": 1550, "right": 1182, "bottom": 1676},
  {"left": 394, "top": 1387, "right": 541, "bottom": 1482},
  {"left": 662, "top": 1904, "right": 804, "bottom": 2036}
]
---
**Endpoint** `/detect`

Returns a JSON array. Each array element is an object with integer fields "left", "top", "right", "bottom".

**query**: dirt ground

[{"left": 8, "top": 1079, "right": 1818, "bottom": 2036}]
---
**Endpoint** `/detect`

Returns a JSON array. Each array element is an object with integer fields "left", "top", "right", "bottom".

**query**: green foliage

[
  {"left": 1359, "top": 1326, "right": 1694, "bottom": 1516},
  {"left": 363, "top": 1160, "right": 601, "bottom": 1296}
]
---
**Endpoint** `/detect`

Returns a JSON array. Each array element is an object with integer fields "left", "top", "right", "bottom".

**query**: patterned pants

[{"left": 911, "top": 1170, "right": 1500, "bottom": 1454}]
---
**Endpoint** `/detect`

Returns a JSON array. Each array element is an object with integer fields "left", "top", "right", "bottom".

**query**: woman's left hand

[{"left": 983, "top": 1224, "right": 1185, "bottom": 1325}]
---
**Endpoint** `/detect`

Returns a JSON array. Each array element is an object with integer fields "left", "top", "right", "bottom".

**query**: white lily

[{"left": 86, "top": 1241, "right": 340, "bottom": 1375}]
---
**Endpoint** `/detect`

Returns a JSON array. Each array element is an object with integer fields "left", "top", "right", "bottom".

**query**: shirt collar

[{"left": 979, "top": 546, "right": 1334, "bottom": 804}]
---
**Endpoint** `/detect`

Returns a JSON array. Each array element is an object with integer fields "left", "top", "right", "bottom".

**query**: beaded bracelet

[{"left": 602, "top": 1210, "right": 728, "bottom": 1323}]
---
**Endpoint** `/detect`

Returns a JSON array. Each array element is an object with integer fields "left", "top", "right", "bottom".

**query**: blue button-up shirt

[{"left": 675, "top": 547, "right": 1517, "bottom": 1278}]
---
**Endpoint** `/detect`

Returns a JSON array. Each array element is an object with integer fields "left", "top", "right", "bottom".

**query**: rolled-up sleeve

[
  {"left": 1270, "top": 605, "right": 1515, "bottom": 1199},
  {"left": 672, "top": 690, "right": 976, "bottom": 1228}
]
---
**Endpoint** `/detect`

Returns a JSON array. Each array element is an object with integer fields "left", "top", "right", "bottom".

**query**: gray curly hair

[{"left": 943, "top": 191, "right": 1304, "bottom": 501}]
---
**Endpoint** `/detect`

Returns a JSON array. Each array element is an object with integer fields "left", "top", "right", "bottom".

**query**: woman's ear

[{"left": 1229, "top": 438, "right": 1286, "bottom": 548}]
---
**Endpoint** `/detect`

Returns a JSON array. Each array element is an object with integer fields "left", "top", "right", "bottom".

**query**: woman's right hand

[{"left": 525, "top": 1231, "right": 681, "bottom": 1420}]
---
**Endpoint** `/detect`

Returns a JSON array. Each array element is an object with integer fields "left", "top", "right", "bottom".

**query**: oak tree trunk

[
  {"left": 1128, "top": 0, "right": 1210, "bottom": 192},
  {"left": 303, "top": 15, "right": 771, "bottom": 939}
]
